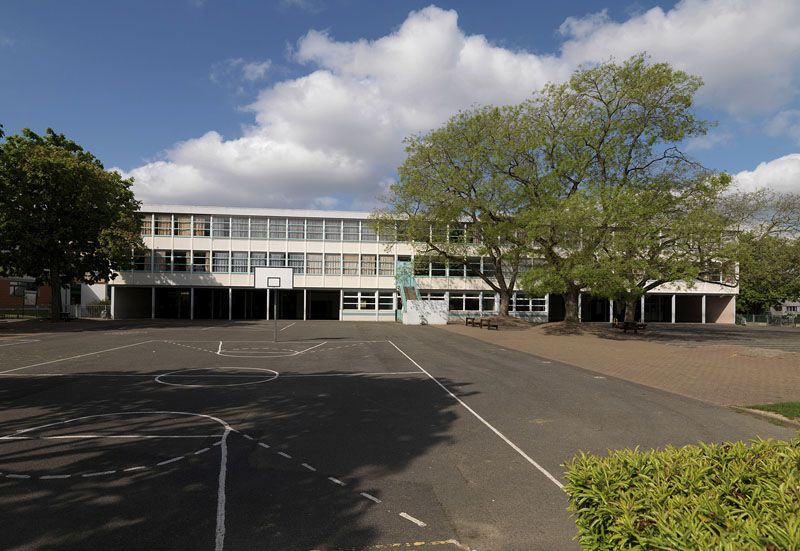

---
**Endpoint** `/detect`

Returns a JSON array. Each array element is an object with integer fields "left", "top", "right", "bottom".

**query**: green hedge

[{"left": 564, "top": 438, "right": 800, "bottom": 550}]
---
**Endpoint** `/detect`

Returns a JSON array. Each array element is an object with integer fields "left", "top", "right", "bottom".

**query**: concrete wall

[
  {"left": 81, "top": 283, "right": 107, "bottom": 305},
  {"left": 402, "top": 300, "right": 449, "bottom": 325},
  {"left": 706, "top": 295, "right": 735, "bottom": 324}
]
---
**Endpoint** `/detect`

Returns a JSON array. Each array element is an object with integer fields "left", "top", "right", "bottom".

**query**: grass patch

[
  {"left": 750, "top": 402, "right": 800, "bottom": 420},
  {"left": 564, "top": 438, "right": 800, "bottom": 550}
]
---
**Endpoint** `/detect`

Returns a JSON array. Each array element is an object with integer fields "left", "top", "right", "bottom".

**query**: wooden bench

[
  {"left": 480, "top": 318, "right": 499, "bottom": 330},
  {"left": 618, "top": 321, "right": 646, "bottom": 333},
  {"left": 465, "top": 317, "right": 478, "bottom": 327}
]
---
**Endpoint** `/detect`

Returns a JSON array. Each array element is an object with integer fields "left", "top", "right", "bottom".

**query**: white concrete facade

[{"left": 109, "top": 204, "right": 737, "bottom": 323}]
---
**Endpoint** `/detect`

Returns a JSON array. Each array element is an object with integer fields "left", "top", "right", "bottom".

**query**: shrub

[{"left": 564, "top": 438, "right": 800, "bottom": 549}]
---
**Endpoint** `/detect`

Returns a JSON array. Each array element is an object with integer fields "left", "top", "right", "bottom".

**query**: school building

[{"left": 108, "top": 204, "right": 738, "bottom": 324}]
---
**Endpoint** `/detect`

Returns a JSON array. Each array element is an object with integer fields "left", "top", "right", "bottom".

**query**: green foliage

[
  {"left": 750, "top": 403, "right": 800, "bottom": 421},
  {"left": 0, "top": 128, "right": 143, "bottom": 318},
  {"left": 564, "top": 438, "right": 800, "bottom": 550},
  {"left": 737, "top": 233, "right": 800, "bottom": 313}
]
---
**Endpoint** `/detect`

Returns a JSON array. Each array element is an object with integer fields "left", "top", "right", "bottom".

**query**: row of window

[
  {"left": 420, "top": 291, "right": 546, "bottom": 312},
  {"left": 133, "top": 251, "right": 397, "bottom": 276},
  {"left": 343, "top": 291, "right": 395, "bottom": 310},
  {"left": 140, "top": 214, "right": 485, "bottom": 244}
]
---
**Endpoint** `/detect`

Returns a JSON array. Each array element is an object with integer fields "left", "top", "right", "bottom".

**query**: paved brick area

[{"left": 439, "top": 323, "right": 800, "bottom": 406}]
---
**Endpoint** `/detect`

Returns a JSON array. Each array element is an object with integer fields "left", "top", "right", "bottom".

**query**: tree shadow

[{"left": 0, "top": 369, "right": 473, "bottom": 550}]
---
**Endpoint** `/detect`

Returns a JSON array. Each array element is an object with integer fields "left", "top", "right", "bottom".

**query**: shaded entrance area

[
  {"left": 644, "top": 295, "right": 672, "bottom": 323},
  {"left": 275, "top": 290, "right": 304, "bottom": 320},
  {"left": 306, "top": 290, "right": 339, "bottom": 320},
  {"left": 155, "top": 288, "right": 191, "bottom": 319},
  {"left": 675, "top": 295, "right": 702, "bottom": 323},
  {"left": 193, "top": 288, "right": 229, "bottom": 320},
  {"left": 581, "top": 295, "right": 610, "bottom": 322},
  {"left": 112, "top": 287, "right": 152, "bottom": 319},
  {"left": 232, "top": 289, "right": 268, "bottom": 320}
]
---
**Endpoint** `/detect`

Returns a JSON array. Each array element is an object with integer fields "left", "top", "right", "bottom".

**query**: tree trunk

[
  {"left": 623, "top": 296, "right": 638, "bottom": 323},
  {"left": 498, "top": 291, "right": 510, "bottom": 317},
  {"left": 564, "top": 284, "right": 580, "bottom": 323},
  {"left": 49, "top": 271, "right": 62, "bottom": 321}
]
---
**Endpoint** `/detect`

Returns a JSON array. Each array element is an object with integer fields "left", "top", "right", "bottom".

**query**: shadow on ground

[{"left": 0, "top": 370, "right": 472, "bottom": 550}]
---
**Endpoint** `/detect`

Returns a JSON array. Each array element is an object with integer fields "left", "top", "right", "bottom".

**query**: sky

[{"left": 2, "top": 0, "right": 800, "bottom": 210}]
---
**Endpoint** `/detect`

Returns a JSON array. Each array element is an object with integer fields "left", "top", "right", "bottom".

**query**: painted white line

[
  {"left": 6, "top": 474, "right": 31, "bottom": 479},
  {"left": 157, "top": 456, "right": 185, "bottom": 466},
  {"left": 0, "top": 340, "right": 155, "bottom": 374},
  {"left": 399, "top": 512, "right": 427, "bottom": 527},
  {"left": 194, "top": 447, "right": 211, "bottom": 455},
  {"left": 327, "top": 476, "right": 345, "bottom": 486},
  {"left": 215, "top": 429, "right": 230, "bottom": 551},
  {"left": 218, "top": 341, "right": 223, "bottom": 354},
  {"left": 277, "top": 451, "right": 292, "bottom": 459},
  {"left": 242, "top": 434, "right": 254, "bottom": 440},
  {"left": 0, "top": 339, "right": 39, "bottom": 347},
  {"left": 213, "top": 441, "right": 223, "bottom": 447},
  {"left": 387, "top": 340, "right": 565, "bottom": 491},
  {"left": 1, "top": 434, "right": 222, "bottom": 440},
  {"left": 296, "top": 341, "right": 327, "bottom": 355},
  {"left": 301, "top": 463, "right": 316, "bottom": 472},
  {"left": 82, "top": 470, "right": 116, "bottom": 477},
  {"left": 123, "top": 466, "right": 147, "bottom": 472},
  {"left": 360, "top": 492, "right": 381, "bottom": 503},
  {"left": 258, "top": 442, "right": 271, "bottom": 450},
  {"left": 154, "top": 367, "right": 279, "bottom": 388},
  {"left": 40, "top": 474, "right": 72, "bottom": 479},
  {"left": 278, "top": 371, "right": 422, "bottom": 379},
  {"left": 279, "top": 322, "right": 296, "bottom": 332}
]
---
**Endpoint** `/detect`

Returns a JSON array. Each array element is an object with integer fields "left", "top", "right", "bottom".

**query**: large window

[
  {"left": 269, "top": 252, "right": 286, "bottom": 267},
  {"left": 482, "top": 293, "right": 496, "bottom": 312},
  {"left": 431, "top": 261, "right": 446, "bottom": 277},
  {"left": 173, "top": 216, "right": 191, "bottom": 236},
  {"left": 250, "top": 252, "right": 268, "bottom": 271},
  {"left": 231, "top": 217, "right": 249, "bottom": 238},
  {"left": 342, "top": 220, "right": 360, "bottom": 241},
  {"left": 288, "top": 253, "right": 304, "bottom": 274},
  {"left": 449, "top": 292, "right": 480, "bottom": 311},
  {"left": 306, "top": 253, "right": 323, "bottom": 275},
  {"left": 173, "top": 250, "right": 189, "bottom": 272},
  {"left": 306, "top": 219, "right": 323, "bottom": 240},
  {"left": 343, "top": 291, "right": 377, "bottom": 310},
  {"left": 192, "top": 251, "right": 209, "bottom": 272},
  {"left": 361, "top": 255, "right": 376, "bottom": 276},
  {"left": 154, "top": 215, "right": 171, "bottom": 236},
  {"left": 378, "top": 291, "right": 394, "bottom": 310},
  {"left": 467, "top": 257, "right": 482, "bottom": 277},
  {"left": 342, "top": 254, "right": 359, "bottom": 275},
  {"left": 413, "top": 258, "right": 430, "bottom": 276},
  {"left": 231, "top": 251, "right": 248, "bottom": 273},
  {"left": 343, "top": 292, "right": 359, "bottom": 310},
  {"left": 212, "top": 217, "right": 230, "bottom": 238},
  {"left": 420, "top": 291, "right": 445, "bottom": 301},
  {"left": 212, "top": 251, "right": 229, "bottom": 272},
  {"left": 133, "top": 252, "right": 151, "bottom": 271},
  {"left": 512, "top": 293, "right": 546, "bottom": 312},
  {"left": 153, "top": 250, "right": 171, "bottom": 271},
  {"left": 360, "top": 222, "right": 377, "bottom": 241},
  {"left": 325, "top": 220, "right": 341, "bottom": 240},
  {"left": 193, "top": 216, "right": 211, "bottom": 237},
  {"left": 250, "top": 218, "right": 269, "bottom": 239},
  {"left": 288, "top": 219, "right": 305, "bottom": 240},
  {"left": 379, "top": 255, "right": 394, "bottom": 276},
  {"left": 141, "top": 216, "right": 152, "bottom": 236},
  {"left": 448, "top": 260, "right": 465, "bottom": 278},
  {"left": 324, "top": 253, "right": 341, "bottom": 275},
  {"left": 269, "top": 218, "right": 286, "bottom": 239}
]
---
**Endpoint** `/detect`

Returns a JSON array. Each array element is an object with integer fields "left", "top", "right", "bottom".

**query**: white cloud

[
  {"left": 210, "top": 58, "right": 271, "bottom": 85},
  {"left": 685, "top": 131, "right": 732, "bottom": 152},
  {"left": 766, "top": 110, "right": 800, "bottom": 146},
  {"left": 280, "top": 0, "right": 324, "bottom": 13},
  {"left": 129, "top": 2, "right": 800, "bottom": 209},
  {"left": 733, "top": 154, "right": 800, "bottom": 194}
]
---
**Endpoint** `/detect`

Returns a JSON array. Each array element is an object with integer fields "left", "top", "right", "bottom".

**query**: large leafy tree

[
  {"left": 517, "top": 54, "right": 710, "bottom": 321},
  {"left": 0, "top": 128, "right": 142, "bottom": 320},
  {"left": 379, "top": 105, "right": 533, "bottom": 316}
]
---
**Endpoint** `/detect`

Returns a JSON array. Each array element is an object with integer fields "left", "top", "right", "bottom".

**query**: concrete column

[
  {"left": 190, "top": 288, "right": 194, "bottom": 320},
  {"left": 640, "top": 295, "right": 645, "bottom": 323},
  {"left": 671, "top": 294, "right": 676, "bottom": 323},
  {"left": 110, "top": 286, "right": 116, "bottom": 320},
  {"left": 266, "top": 289, "right": 270, "bottom": 321},
  {"left": 228, "top": 288, "right": 233, "bottom": 321},
  {"left": 339, "top": 289, "right": 343, "bottom": 321},
  {"left": 702, "top": 294, "right": 706, "bottom": 324},
  {"left": 303, "top": 289, "right": 307, "bottom": 321},
  {"left": 577, "top": 293, "right": 582, "bottom": 322},
  {"left": 544, "top": 293, "right": 550, "bottom": 320},
  {"left": 151, "top": 287, "right": 156, "bottom": 319},
  {"left": 609, "top": 299, "right": 614, "bottom": 323}
]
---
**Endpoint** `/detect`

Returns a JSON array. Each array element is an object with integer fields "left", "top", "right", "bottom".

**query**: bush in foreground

[{"left": 564, "top": 438, "right": 800, "bottom": 549}]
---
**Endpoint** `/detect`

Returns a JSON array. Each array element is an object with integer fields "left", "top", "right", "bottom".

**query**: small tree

[
  {"left": 378, "top": 106, "right": 533, "bottom": 316},
  {"left": 0, "top": 129, "right": 143, "bottom": 320}
]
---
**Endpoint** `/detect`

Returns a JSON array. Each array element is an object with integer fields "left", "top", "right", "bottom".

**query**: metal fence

[
  {"left": 76, "top": 304, "right": 110, "bottom": 319},
  {"left": 738, "top": 313, "right": 800, "bottom": 327},
  {"left": 0, "top": 307, "right": 50, "bottom": 319}
]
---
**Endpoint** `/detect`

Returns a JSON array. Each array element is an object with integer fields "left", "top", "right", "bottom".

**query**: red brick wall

[{"left": 0, "top": 278, "right": 52, "bottom": 308}]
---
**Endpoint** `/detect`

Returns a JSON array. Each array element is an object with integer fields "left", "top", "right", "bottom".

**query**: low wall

[{"left": 403, "top": 300, "right": 449, "bottom": 325}]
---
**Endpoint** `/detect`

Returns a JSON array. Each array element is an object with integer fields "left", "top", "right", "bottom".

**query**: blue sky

[{"left": 2, "top": 0, "right": 799, "bottom": 208}]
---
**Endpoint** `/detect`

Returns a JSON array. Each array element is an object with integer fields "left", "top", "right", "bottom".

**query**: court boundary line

[
  {"left": 0, "top": 340, "right": 156, "bottom": 374},
  {"left": 386, "top": 340, "right": 565, "bottom": 491}
]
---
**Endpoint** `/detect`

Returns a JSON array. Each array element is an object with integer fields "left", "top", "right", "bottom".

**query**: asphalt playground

[{"left": 0, "top": 320, "right": 794, "bottom": 551}]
